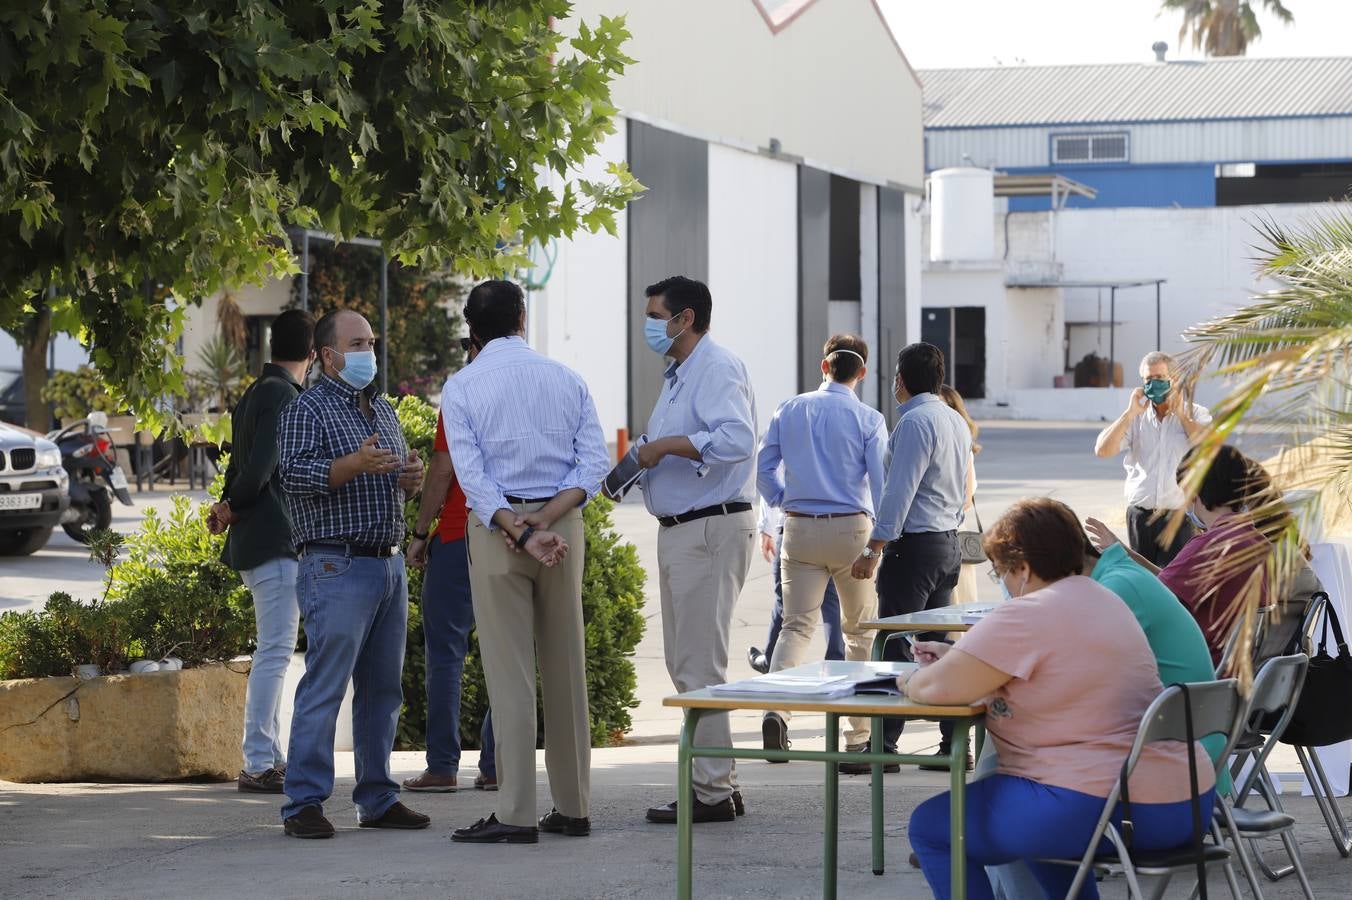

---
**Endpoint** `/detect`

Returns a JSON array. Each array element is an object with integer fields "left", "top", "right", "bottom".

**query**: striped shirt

[
  {"left": 277, "top": 374, "right": 409, "bottom": 548},
  {"left": 440, "top": 336, "right": 610, "bottom": 528}
]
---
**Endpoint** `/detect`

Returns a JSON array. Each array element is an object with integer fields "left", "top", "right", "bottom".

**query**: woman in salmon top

[{"left": 905, "top": 498, "right": 1215, "bottom": 900}]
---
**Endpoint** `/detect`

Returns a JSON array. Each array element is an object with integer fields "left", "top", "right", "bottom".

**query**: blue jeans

[
  {"left": 766, "top": 533, "right": 845, "bottom": 661},
  {"left": 282, "top": 551, "right": 408, "bottom": 822},
  {"left": 422, "top": 536, "right": 494, "bottom": 778},
  {"left": 910, "top": 773, "right": 1216, "bottom": 900},
  {"left": 240, "top": 556, "right": 301, "bottom": 774}
]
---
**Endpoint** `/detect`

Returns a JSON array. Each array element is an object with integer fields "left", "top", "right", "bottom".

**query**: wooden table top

[
  {"left": 863, "top": 602, "right": 999, "bottom": 634},
  {"left": 663, "top": 661, "right": 985, "bottom": 718}
]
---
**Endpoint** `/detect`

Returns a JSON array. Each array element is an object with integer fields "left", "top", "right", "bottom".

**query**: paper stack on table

[{"left": 711, "top": 668, "right": 904, "bottom": 699}]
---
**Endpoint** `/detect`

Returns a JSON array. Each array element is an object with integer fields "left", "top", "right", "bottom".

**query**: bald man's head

[{"left": 314, "top": 310, "right": 375, "bottom": 379}]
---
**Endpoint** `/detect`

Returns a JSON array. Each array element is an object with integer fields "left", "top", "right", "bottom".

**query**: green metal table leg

[
  {"left": 677, "top": 708, "right": 698, "bottom": 900},
  {"left": 871, "top": 713, "right": 885, "bottom": 876},
  {"left": 949, "top": 719, "right": 972, "bottom": 900},
  {"left": 870, "top": 631, "right": 887, "bottom": 876},
  {"left": 974, "top": 721, "right": 986, "bottom": 760},
  {"left": 824, "top": 712, "right": 840, "bottom": 900}
]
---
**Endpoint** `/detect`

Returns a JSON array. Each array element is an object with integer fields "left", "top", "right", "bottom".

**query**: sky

[{"left": 875, "top": 0, "right": 1352, "bottom": 70}]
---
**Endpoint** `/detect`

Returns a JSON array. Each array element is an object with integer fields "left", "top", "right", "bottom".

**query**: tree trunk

[{"left": 21, "top": 304, "right": 52, "bottom": 431}]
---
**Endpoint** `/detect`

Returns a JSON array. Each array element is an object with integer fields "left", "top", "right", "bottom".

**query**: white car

[{"left": 0, "top": 421, "right": 70, "bottom": 555}]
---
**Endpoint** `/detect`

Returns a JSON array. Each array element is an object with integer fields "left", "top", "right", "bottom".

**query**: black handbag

[
  {"left": 957, "top": 504, "right": 986, "bottom": 565},
  {"left": 1280, "top": 594, "right": 1352, "bottom": 748}
]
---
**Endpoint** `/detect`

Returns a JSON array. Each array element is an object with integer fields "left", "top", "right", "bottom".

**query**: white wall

[
  {"left": 904, "top": 191, "right": 924, "bottom": 365},
  {"left": 707, "top": 142, "right": 799, "bottom": 432},
  {"left": 181, "top": 278, "right": 293, "bottom": 372},
  {"left": 0, "top": 333, "right": 87, "bottom": 371},
  {"left": 530, "top": 122, "right": 630, "bottom": 441},
  {"left": 563, "top": 0, "right": 923, "bottom": 189},
  {"left": 920, "top": 263, "right": 1008, "bottom": 401},
  {"left": 926, "top": 116, "right": 1352, "bottom": 170},
  {"left": 1004, "top": 287, "right": 1063, "bottom": 390}
]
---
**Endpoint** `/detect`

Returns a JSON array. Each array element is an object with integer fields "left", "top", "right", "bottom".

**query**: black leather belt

[
  {"left": 505, "top": 495, "right": 552, "bottom": 504},
  {"left": 300, "top": 542, "right": 399, "bottom": 558},
  {"left": 657, "top": 502, "right": 753, "bottom": 528}
]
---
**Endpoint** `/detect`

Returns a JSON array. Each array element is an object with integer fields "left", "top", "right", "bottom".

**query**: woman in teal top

[{"left": 1089, "top": 541, "right": 1230, "bottom": 794}]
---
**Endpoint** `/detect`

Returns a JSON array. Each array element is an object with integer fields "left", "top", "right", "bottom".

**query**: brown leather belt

[{"left": 785, "top": 510, "right": 867, "bottom": 519}]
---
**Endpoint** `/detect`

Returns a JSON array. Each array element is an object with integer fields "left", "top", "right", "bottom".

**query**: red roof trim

[{"left": 749, "top": 0, "right": 922, "bottom": 89}]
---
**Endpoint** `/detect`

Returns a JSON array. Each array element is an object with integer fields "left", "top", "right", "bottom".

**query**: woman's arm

[{"left": 903, "top": 642, "right": 1011, "bottom": 706}]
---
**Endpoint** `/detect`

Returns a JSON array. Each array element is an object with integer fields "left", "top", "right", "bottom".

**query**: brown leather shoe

[
  {"left": 283, "top": 805, "right": 335, "bottom": 839},
  {"left": 238, "top": 767, "right": 286, "bottom": 794},
  {"left": 402, "top": 769, "right": 458, "bottom": 792},
  {"left": 474, "top": 773, "right": 499, "bottom": 791},
  {"left": 358, "top": 801, "right": 430, "bottom": 830}
]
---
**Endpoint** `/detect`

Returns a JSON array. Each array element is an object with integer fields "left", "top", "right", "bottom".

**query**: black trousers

[
  {"left": 875, "top": 531, "right": 961, "bottom": 752},
  {"left": 1126, "top": 505, "right": 1194, "bottom": 568}
]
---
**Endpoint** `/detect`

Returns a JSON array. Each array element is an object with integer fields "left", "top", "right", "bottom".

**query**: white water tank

[{"left": 929, "top": 167, "right": 995, "bottom": 262}]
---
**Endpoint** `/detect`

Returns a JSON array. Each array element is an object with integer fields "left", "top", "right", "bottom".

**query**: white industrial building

[
  {"left": 917, "top": 54, "right": 1352, "bottom": 419},
  {"left": 3, "top": 0, "right": 925, "bottom": 438}
]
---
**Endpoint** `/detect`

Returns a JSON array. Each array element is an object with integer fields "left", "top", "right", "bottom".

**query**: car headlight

[{"left": 35, "top": 448, "right": 62, "bottom": 469}]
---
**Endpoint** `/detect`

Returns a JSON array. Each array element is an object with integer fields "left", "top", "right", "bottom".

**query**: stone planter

[{"left": 0, "top": 662, "right": 248, "bottom": 783}]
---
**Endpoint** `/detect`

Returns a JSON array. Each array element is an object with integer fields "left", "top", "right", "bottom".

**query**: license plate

[
  {"left": 110, "top": 468, "right": 129, "bottom": 490},
  {"left": 0, "top": 494, "right": 42, "bottom": 511}
]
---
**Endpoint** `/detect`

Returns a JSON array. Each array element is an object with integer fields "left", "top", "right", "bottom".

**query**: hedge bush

[
  {"left": 393, "top": 394, "right": 647, "bottom": 749},
  {"left": 0, "top": 393, "right": 647, "bottom": 752}
]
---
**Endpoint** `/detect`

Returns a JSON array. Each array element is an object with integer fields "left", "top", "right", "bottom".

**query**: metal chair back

[
  {"left": 1064, "top": 680, "right": 1242, "bottom": 899},
  {"left": 1256, "top": 565, "right": 1325, "bottom": 662},
  {"left": 1231, "top": 654, "right": 1310, "bottom": 804}
]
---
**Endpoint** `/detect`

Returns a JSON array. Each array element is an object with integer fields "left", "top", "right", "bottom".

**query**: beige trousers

[
  {"left": 468, "top": 503, "right": 590, "bottom": 827},
  {"left": 658, "top": 509, "right": 756, "bottom": 805},
  {"left": 769, "top": 514, "right": 877, "bottom": 746}
]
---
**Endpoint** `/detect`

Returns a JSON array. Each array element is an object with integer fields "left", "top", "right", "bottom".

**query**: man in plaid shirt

[{"left": 275, "top": 309, "right": 427, "bottom": 840}]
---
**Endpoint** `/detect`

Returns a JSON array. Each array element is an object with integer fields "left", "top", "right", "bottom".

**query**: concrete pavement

[{"left": 2, "top": 421, "right": 1347, "bottom": 897}]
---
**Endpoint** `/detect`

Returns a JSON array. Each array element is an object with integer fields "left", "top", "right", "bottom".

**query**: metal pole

[
  {"left": 299, "top": 231, "right": 310, "bottom": 311},
  {"left": 1155, "top": 281, "right": 1162, "bottom": 350},
  {"left": 378, "top": 253, "right": 389, "bottom": 395},
  {"left": 1109, "top": 286, "right": 1117, "bottom": 387}
]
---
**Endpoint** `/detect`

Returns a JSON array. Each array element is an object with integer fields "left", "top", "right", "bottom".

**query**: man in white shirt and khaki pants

[{"left": 1094, "top": 350, "right": 1211, "bottom": 566}]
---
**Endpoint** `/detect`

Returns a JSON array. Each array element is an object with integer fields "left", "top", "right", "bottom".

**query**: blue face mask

[
  {"left": 335, "top": 350, "right": 377, "bottom": 390},
  {"left": 644, "top": 315, "right": 686, "bottom": 356},
  {"left": 1143, "top": 377, "right": 1171, "bottom": 404},
  {"left": 998, "top": 579, "right": 1012, "bottom": 601}
]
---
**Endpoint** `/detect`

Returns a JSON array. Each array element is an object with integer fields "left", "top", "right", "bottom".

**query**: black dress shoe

[
  {"left": 838, "top": 744, "right": 900, "bottom": 776},
  {"left": 283, "top": 805, "right": 336, "bottom": 839},
  {"left": 646, "top": 797, "right": 736, "bottom": 824},
  {"left": 918, "top": 750, "right": 974, "bottom": 772},
  {"left": 762, "top": 712, "right": 789, "bottom": 761},
  {"left": 539, "top": 808, "right": 591, "bottom": 836},
  {"left": 746, "top": 646, "right": 769, "bottom": 674},
  {"left": 358, "top": 801, "right": 430, "bottom": 830},
  {"left": 731, "top": 790, "right": 745, "bottom": 817},
  {"left": 452, "top": 814, "right": 539, "bottom": 844}
]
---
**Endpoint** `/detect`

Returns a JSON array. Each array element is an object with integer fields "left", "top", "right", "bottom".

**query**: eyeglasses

[
  {"left": 459, "top": 337, "right": 472, "bottom": 353},
  {"left": 985, "top": 567, "right": 1003, "bottom": 585}
]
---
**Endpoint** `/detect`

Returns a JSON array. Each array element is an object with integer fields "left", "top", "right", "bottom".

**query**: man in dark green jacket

[{"left": 208, "top": 309, "right": 315, "bottom": 794}]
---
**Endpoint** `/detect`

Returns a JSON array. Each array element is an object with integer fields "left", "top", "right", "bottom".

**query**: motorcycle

[{"left": 46, "top": 412, "right": 133, "bottom": 543}]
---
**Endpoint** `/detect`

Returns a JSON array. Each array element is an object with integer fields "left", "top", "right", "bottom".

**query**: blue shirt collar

[
  {"left": 819, "top": 381, "right": 855, "bottom": 397},
  {"left": 480, "top": 335, "right": 527, "bottom": 356},
  {"left": 896, "top": 391, "right": 941, "bottom": 416},
  {"left": 665, "top": 334, "right": 712, "bottom": 383}
]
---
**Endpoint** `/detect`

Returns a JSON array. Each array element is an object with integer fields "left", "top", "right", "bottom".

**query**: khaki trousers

[
  {"left": 658, "top": 509, "right": 756, "bottom": 805},
  {"left": 768, "top": 514, "right": 877, "bottom": 746},
  {"left": 468, "top": 503, "right": 589, "bottom": 827}
]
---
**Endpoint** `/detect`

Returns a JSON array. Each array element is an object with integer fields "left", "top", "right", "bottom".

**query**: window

[{"left": 1052, "top": 132, "right": 1129, "bottom": 165}]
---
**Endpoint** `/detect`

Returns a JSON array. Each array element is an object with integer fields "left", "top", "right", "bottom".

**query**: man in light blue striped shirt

[
  {"left": 636, "top": 276, "right": 758, "bottom": 826},
  {"left": 441, "top": 280, "right": 609, "bottom": 845},
  {"left": 756, "top": 334, "right": 888, "bottom": 756}
]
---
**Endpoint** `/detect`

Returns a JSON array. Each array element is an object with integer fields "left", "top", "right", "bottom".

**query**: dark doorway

[{"left": 920, "top": 306, "right": 986, "bottom": 400}]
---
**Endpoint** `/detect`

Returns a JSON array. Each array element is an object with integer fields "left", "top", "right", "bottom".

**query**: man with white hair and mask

[{"left": 1094, "top": 350, "right": 1211, "bottom": 566}]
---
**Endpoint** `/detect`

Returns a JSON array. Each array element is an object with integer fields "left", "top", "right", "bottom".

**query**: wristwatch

[
  {"left": 411, "top": 528, "right": 429, "bottom": 541},
  {"left": 861, "top": 546, "right": 880, "bottom": 560},
  {"left": 515, "top": 525, "right": 537, "bottom": 549}
]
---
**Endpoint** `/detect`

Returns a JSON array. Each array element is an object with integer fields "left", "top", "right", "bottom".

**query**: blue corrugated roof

[{"left": 921, "top": 57, "right": 1352, "bottom": 128}]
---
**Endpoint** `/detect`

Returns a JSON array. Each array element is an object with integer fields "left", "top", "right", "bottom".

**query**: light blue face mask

[
  {"left": 998, "top": 579, "right": 1012, "bottom": 601},
  {"left": 644, "top": 315, "right": 686, "bottom": 356},
  {"left": 335, "top": 349, "right": 377, "bottom": 390}
]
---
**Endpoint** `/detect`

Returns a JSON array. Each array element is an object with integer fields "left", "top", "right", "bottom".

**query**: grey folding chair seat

[
  {"left": 1215, "top": 653, "right": 1315, "bottom": 899},
  {"left": 1040, "top": 680, "right": 1246, "bottom": 900}
]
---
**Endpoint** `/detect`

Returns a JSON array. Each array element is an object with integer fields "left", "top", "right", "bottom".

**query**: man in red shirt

[{"left": 402, "top": 395, "right": 497, "bottom": 792}]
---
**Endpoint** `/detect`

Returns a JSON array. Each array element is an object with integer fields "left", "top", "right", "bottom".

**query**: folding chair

[
  {"left": 1217, "top": 654, "right": 1315, "bottom": 899},
  {"left": 1044, "top": 681, "right": 1246, "bottom": 900}
]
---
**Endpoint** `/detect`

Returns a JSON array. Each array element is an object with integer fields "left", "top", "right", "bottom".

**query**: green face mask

[{"left": 1143, "top": 378, "right": 1171, "bottom": 404}]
